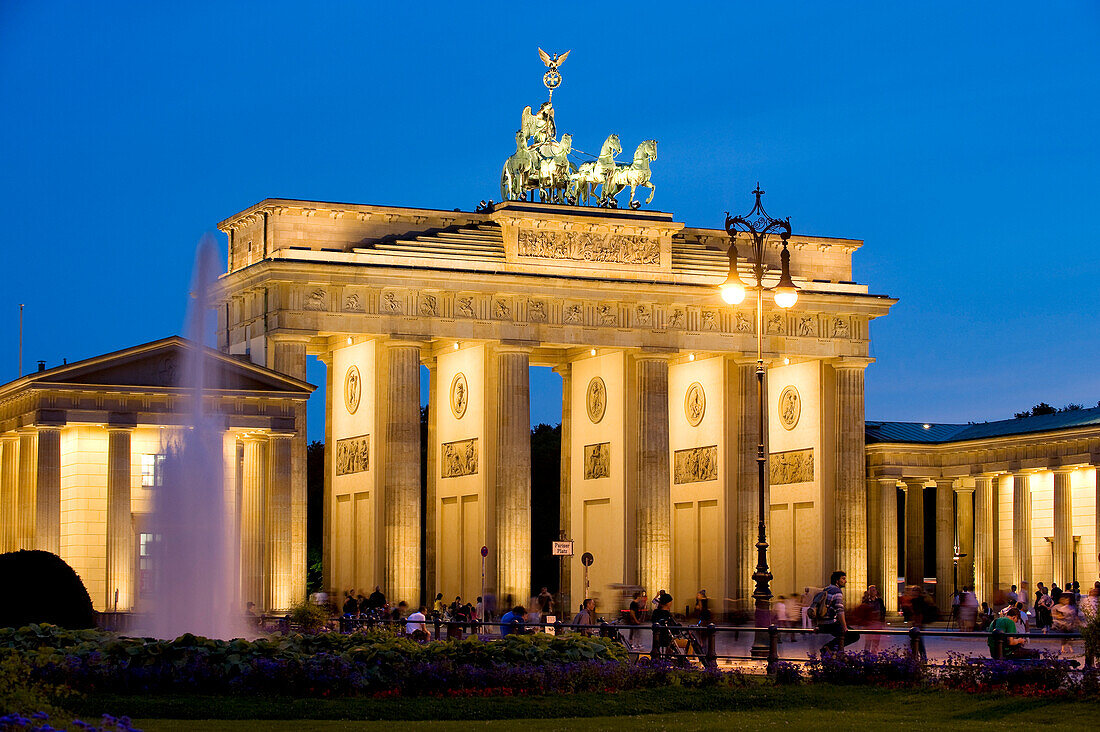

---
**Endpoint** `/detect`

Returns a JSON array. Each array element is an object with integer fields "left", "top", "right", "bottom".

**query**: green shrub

[
  {"left": 0, "top": 551, "right": 95, "bottom": 630},
  {"left": 288, "top": 600, "right": 328, "bottom": 632}
]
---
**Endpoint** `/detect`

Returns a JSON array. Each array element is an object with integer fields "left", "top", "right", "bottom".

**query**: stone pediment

[{"left": 23, "top": 337, "right": 312, "bottom": 394}]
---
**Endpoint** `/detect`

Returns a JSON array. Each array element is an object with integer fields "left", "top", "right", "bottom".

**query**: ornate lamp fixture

[
  {"left": 720, "top": 185, "right": 798, "bottom": 667},
  {"left": 721, "top": 185, "right": 797, "bottom": 310}
]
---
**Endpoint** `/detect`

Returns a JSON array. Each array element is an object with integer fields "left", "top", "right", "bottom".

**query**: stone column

[
  {"left": 1011, "top": 472, "right": 1032, "bottom": 598},
  {"left": 241, "top": 437, "right": 266, "bottom": 609},
  {"left": 16, "top": 431, "right": 37, "bottom": 550},
  {"left": 634, "top": 354, "right": 670, "bottom": 599},
  {"left": 266, "top": 434, "right": 293, "bottom": 611},
  {"left": 35, "top": 428, "right": 61, "bottom": 554},
  {"left": 494, "top": 346, "right": 532, "bottom": 605},
  {"left": 106, "top": 428, "right": 133, "bottom": 611},
  {"left": 270, "top": 336, "right": 309, "bottom": 606},
  {"left": 554, "top": 363, "right": 573, "bottom": 616},
  {"left": 903, "top": 480, "right": 925, "bottom": 587},
  {"left": 877, "top": 478, "right": 899, "bottom": 613},
  {"left": 974, "top": 476, "right": 995, "bottom": 605},
  {"left": 1052, "top": 469, "right": 1073, "bottom": 588},
  {"left": 833, "top": 362, "right": 868, "bottom": 604},
  {"left": 1, "top": 435, "right": 18, "bottom": 552},
  {"left": 424, "top": 357, "right": 438, "bottom": 608},
  {"left": 955, "top": 485, "right": 975, "bottom": 592},
  {"left": 934, "top": 479, "right": 955, "bottom": 613},
  {"left": 866, "top": 479, "right": 881, "bottom": 599},
  {"left": 735, "top": 360, "right": 766, "bottom": 606},
  {"left": 383, "top": 342, "right": 422, "bottom": 606}
]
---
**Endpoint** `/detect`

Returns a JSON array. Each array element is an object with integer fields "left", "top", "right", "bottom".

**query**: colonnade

[{"left": 869, "top": 468, "right": 1100, "bottom": 613}]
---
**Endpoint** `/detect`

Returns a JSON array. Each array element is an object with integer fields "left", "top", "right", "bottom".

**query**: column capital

[
  {"left": 901, "top": 478, "right": 928, "bottom": 490},
  {"left": 383, "top": 337, "right": 427, "bottom": 351},
  {"left": 1051, "top": 466, "right": 1076, "bottom": 475},
  {"left": 933, "top": 478, "right": 956, "bottom": 489},
  {"left": 954, "top": 485, "right": 975, "bottom": 494},
  {"left": 829, "top": 356, "right": 874, "bottom": 371},
  {"left": 266, "top": 332, "right": 314, "bottom": 346},
  {"left": 493, "top": 339, "right": 537, "bottom": 355}
]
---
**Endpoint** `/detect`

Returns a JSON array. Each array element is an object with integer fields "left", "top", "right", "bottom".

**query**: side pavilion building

[
  {"left": 0, "top": 337, "right": 313, "bottom": 612},
  {"left": 215, "top": 198, "right": 895, "bottom": 611},
  {"left": 866, "top": 407, "right": 1100, "bottom": 613}
]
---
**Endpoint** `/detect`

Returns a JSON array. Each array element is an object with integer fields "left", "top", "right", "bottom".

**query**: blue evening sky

[{"left": 2, "top": 2, "right": 1098, "bottom": 441}]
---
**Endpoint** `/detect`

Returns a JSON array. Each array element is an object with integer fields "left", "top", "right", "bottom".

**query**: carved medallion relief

[
  {"left": 450, "top": 372, "right": 468, "bottom": 419},
  {"left": 769, "top": 448, "right": 814, "bottom": 485},
  {"left": 583, "top": 442, "right": 610, "bottom": 480},
  {"left": 778, "top": 385, "right": 800, "bottom": 430},
  {"left": 586, "top": 377, "right": 607, "bottom": 423},
  {"left": 344, "top": 365, "right": 361, "bottom": 414},
  {"left": 674, "top": 445, "right": 718, "bottom": 484},
  {"left": 336, "top": 434, "right": 370, "bottom": 476},
  {"left": 441, "top": 438, "right": 478, "bottom": 478},
  {"left": 684, "top": 382, "right": 706, "bottom": 426}
]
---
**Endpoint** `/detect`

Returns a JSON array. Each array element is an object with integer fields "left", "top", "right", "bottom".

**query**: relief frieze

[
  {"left": 441, "top": 438, "right": 478, "bottom": 478},
  {"left": 517, "top": 229, "right": 660, "bottom": 265},
  {"left": 336, "top": 434, "right": 369, "bottom": 476},
  {"left": 769, "top": 448, "right": 814, "bottom": 485},
  {"left": 673, "top": 445, "right": 718, "bottom": 484}
]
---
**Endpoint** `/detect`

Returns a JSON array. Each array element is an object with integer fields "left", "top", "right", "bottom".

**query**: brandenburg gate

[
  {"left": 213, "top": 51, "right": 894, "bottom": 611},
  {"left": 214, "top": 195, "right": 893, "bottom": 610}
]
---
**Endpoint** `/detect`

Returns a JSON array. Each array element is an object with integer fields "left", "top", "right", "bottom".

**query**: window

[
  {"left": 141, "top": 454, "right": 166, "bottom": 488},
  {"left": 138, "top": 532, "right": 160, "bottom": 598}
]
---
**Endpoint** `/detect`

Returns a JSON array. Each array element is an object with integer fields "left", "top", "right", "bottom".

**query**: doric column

[
  {"left": 16, "top": 430, "right": 37, "bottom": 550},
  {"left": 382, "top": 342, "right": 422, "bottom": 606},
  {"left": 866, "top": 479, "right": 881, "bottom": 599},
  {"left": 877, "top": 478, "right": 899, "bottom": 613},
  {"left": 634, "top": 354, "right": 671, "bottom": 598},
  {"left": 494, "top": 345, "right": 532, "bottom": 605},
  {"left": 1, "top": 435, "right": 18, "bottom": 552},
  {"left": 35, "top": 428, "right": 61, "bottom": 554},
  {"left": 903, "top": 479, "right": 925, "bottom": 586},
  {"left": 833, "top": 361, "right": 868, "bottom": 604},
  {"left": 1011, "top": 472, "right": 1032, "bottom": 598},
  {"left": 266, "top": 433, "right": 293, "bottom": 611},
  {"left": 974, "top": 476, "right": 995, "bottom": 605},
  {"left": 269, "top": 335, "right": 309, "bottom": 606},
  {"left": 1052, "top": 469, "right": 1073, "bottom": 588},
  {"left": 735, "top": 360, "right": 766, "bottom": 604},
  {"left": 241, "top": 437, "right": 266, "bottom": 609},
  {"left": 106, "top": 428, "right": 133, "bottom": 611},
  {"left": 554, "top": 362, "right": 573, "bottom": 616},
  {"left": 955, "top": 485, "right": 975, "bottom": 593},
  {"left": 423, "top": 356, "right": 438, "bottom": 607},
  {"left": 934, "top": 479, "right": 955, "bottom": 612}
]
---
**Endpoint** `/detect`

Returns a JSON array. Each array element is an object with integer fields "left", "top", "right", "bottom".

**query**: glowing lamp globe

[
  {"left": 773, "top": 287, "right": 798, "bottom": 309},
  {"left": 720, "top": 281, "right": 746, "bottom": 305}
]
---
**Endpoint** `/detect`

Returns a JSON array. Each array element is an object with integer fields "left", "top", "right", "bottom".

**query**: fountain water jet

[{"left": 142, "top": 234, "right": 246, "bottom": 640}]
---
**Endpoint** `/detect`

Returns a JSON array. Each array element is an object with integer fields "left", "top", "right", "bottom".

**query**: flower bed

[{"left": 2, "top": 625, "right": 735, "bottom": 698}]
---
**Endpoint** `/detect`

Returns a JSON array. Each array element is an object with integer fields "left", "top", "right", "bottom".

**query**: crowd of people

[{"left": 316, "top": 573, "right": 1098, "bottom": 662}]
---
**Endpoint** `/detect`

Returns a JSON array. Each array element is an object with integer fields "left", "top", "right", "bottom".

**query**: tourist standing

[
  {"left": 1006, "top": 584, "right": 1019, "bottom": 607},
  {"left": 1051, "top": 593, "right": 1082, "bottom": 655},
  {"left": 817, "top": 570, "right": 859, "bottom": 652},
  {"left": 537, "top": 586, "right": 554, "bottom": 621},
  {"left": 859, "top": 586, "right": 887, "bottom": 652},
  {"left": 695, "top": 589, "right": 712, "bottom": 623},
  {"left": 1035, "top": 587, "right": 1053, "bottom": 632},
  {"left": 626, "top": 590, "right": 647, "bottom": 649},
  {"left": 959, "top": 587, "right": 979, "bottom": 631}
]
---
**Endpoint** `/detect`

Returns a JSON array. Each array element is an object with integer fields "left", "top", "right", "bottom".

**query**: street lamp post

[{"left": 721, "top": 185, "right": 798, "bottom": 661}]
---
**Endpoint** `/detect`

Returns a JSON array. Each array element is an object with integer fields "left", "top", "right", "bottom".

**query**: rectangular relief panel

[
  {"left": 769, "top": 448, "right": 814, "bottom": 486},
  {"left": 441, "top": 438, "right": 478, "bottom": 478},
  {"left": 517, "top": 229, "right": 660, "bottom": 265},
  {"left": 583, "top": 443, "right": 610, "bottom": 480},
  {"left": 335, "top": 434, "right": 369, "bottom": 476},
  {"left": 673, "top": 445, "right": 718, "bottom": 485}
]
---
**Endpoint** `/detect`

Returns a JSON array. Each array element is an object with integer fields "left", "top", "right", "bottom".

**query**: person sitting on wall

[
  {"left": 406, "top": 605, "right": 429, "bottom": 642},
  {"left": 988, "top": 606, "right": 1038, "bottom": 660},
  {"left": 500, "top": 605, "right": 527, "bottom": 636}
]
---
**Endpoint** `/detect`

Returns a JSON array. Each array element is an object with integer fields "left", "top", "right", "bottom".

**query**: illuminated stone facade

[
  {"left": 0, "top": 337, "right": 312, "bottom": 612},
  {"left": 215, "top": 198, "right": 893, "bottom": 612}
]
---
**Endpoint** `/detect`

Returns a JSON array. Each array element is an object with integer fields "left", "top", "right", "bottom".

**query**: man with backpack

[{"left": 814, "top": 570, "right": 860, "bottom": 652}]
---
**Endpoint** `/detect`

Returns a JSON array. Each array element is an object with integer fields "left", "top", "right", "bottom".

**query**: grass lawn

[{"left": 63, "top": 684, "right": 1098, "bottom": 731}]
